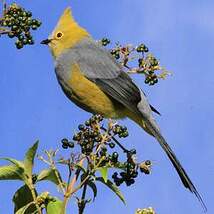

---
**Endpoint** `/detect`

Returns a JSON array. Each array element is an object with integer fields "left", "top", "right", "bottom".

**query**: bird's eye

[{"left": 56, "top": 32, "right": 63, "bottom": 39}]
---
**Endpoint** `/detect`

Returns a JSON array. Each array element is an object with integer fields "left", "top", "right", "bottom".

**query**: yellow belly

[{"left": 67, "top": 63, "right": 126, "bottom": 118}]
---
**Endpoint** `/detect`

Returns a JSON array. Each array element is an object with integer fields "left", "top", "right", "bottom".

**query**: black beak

[{"left": 40, "top": 39, "right": 51, "bottom": 45}]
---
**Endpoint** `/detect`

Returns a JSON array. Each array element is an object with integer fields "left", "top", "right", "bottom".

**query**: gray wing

[{"left": 70, "top": 38, "right": 151, "bottom": 116}]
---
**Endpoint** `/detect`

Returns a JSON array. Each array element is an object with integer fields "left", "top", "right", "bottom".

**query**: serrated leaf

[
  {"left": 0, "top": 165, "right": 24, "bottom": 180},
  {"left": 46, "top": 198, "right": 63, "bottom": 214},
  {"left": 96, "top": 177, "right": 126, "bottom": 204},
  {"left": 15, "top": 202, "right": 35, "bottom": 214},
  {"left": 24, "top": 141, "right": 39, "bottom": 177},
  {"left": 98, "top": 167, "right": 108, "bottom": 183},
  {"left": 13, "top": 185, "right": 37, "bottom": 213},
  {"left": 87, "top": 180, "right": 97, "bottom": 201},
  {"left": 37, "top": 168, "right": 63, "bottom": 186}
]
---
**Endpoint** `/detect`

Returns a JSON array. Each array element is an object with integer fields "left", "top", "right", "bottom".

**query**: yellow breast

[{"left": 68, "top": 63, "right": 126, "bottom": 118}]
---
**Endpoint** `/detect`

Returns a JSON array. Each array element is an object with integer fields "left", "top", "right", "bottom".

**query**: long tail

[{"left": 140, "top": 116, "right": 207, "bottom": 211}]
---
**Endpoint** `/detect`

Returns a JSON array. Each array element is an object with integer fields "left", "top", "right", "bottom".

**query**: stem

[
  {"left": 61, "top": 159, "right": 85, "bottom": 214},
  {"left": 78, "top": 183, "right": 88, "bottom": 214},
  {"left": 53, "top": 166, "right": 65, "bottom": 194},
  {"left": 100, "top": 126, "right": 129, "bottom": 153},
  {"left": 29, "top": 183, "right": 42, "bottom": 214},
  {"left": 0, "top": 27, "right": 10, "bottom": 35}
]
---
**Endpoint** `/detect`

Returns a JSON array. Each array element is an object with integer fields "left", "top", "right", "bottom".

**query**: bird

[{"left": 41, "top": 7, "right": 206, "bottom": 211}]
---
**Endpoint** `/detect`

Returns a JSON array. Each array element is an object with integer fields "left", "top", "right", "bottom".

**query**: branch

[{"left": 0, "top": 27, "right": 9, "bottom": 35}]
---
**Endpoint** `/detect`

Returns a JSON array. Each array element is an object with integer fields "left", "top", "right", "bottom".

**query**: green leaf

[
  {"left": 0, "top": 157, "right": 24, "bottom": 169},
  {"left": 13, "top": 185, "right": 37, "bottom": 213},
  {"left": 46, "top": 198, "right": 63, "bottom": 214},
  {"left": 15, "top": 202, "right": 35, "bottom": 214},
  {"left": 98, "top": 167, "right": 108, "bottom": 183},
  {"left": 74, "top": 163, "right": 87, "bottom": 173},
  {"left": 37, "top": 168, "right": 63, "bottom": 186},
  {"left": 0, "top": 165, "right": 24, "bottom": 180},
  {"left": 24, "top": 141, "right": 39, "bottom": 177},
  {"left": 96, "top": 177, "right": 126, "bottom": 204},
  {"left": 87, "top": 180, "right": 97, "bottom": 201}
]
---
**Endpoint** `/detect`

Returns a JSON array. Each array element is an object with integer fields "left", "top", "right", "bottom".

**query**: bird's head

[{"left": 41, "top": 7, "right": 89, "bottom": 58}]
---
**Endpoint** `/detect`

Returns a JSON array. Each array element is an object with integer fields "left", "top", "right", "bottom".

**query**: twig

[
  {"left": 0, "top": 27, "right": 10, "bottom": 35},
  {"left": 61, "top": 158, "right": 85, "bottom": 214},
  {"left": 100, "top": 126, "right": 129, "bottom": 153},
  {"left": 78, "top": 183, "right": 88, "bottom": 214},
  {"left": 28, "top": 183, "right": 42, "bottom": 214}
]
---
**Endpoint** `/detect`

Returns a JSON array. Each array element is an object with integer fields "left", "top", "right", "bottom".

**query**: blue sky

[{"left": 0, "top": 0, "right": 213, "bottom": 213}]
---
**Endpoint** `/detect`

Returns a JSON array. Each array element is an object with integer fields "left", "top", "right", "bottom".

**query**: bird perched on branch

[{"left": 41, "top": 7, "right": 206, "bottom": 211}]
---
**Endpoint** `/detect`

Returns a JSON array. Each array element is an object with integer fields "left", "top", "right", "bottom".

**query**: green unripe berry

[
  {"left": 122, "top": 131, "right": 129, "bottom": 137},
  {"left": 95, "top": 136, "right": 102, "bottom": 142},
  {"left": 145, "top": 160, "right": 151, "bottom": 165},
  {"left": 13, "top": 13, "right": 18, "bottom": 18},
  {"left": 144, "top": 46, "right": 149, "bottom": 52},
  {"left": 27, "top": 39, "right": 34, "bottom": 45},
  {"left": 154, "top": 78, "right": 158, "bottom": 84},
  {"left": 32, "top": 19, "right": 38, "bottom": 25},
  {"left": 26, "top": 11, "right": 32, "bottom": 17},
  {"left": 18, "top": 16, "right": 23, "bottom": 21},
  {"left": 149, "top": 81, "right": 154, "bottom": 86},
  {"left": 18, "top": 34, "right": 24, "bottom": 41},
  {"left": 15, "top": 28, "right": 22, "bottom": 35},
  {"left": 68, "top": 142, "right": 75, "bottom": 148},
  {"left": 73, "top": 134, "right": 81, "bottom": 141},
  {"left": 78, "top": 124, "right": 85, "bottom": 131},
  {"left": 7, "top": 22, "right": 13, "bottom": 27},
  {"left": 130, "top": 149, "right": 136, "bottom": 155},
  {"left": 31, "top": 25, "right": 38, "bottom": 30},
  {"left": 23, "top": 39, "right": 28, "bottom": 45},
  {"left": 144, "top": 78, "right": 150, "bottom": 84},
  {"left": 24, "top": 26, "right": 30, "bottom": 32},
  {"left": 2, "top": 21, "right": 7, "bottom": 26},
  {"left": 11, "top": 25, "right": 18, "bottom": 31},
  {"left": 8, "top": 31, "right": 15, "bottom": 38},
  {"left": 112, "top": 152, "right": 119, "bottom": 160},
  {"left": 109, "top": 142, "right": 115, "bottom": 148},
  {"left": 25, "top": 31, "right": 31, "bottom": 38},
  {"left": 132, "top": 171, "right": 138, "bottom": 178},
  {"left": 22, "top": 11, "right": 27, "bottom": 17},
  {"left": 85, "top": 120, "right": 90, "bottom": 126},
  {"left": 62, "top": 144, "right": 68, "bottom": 149},
  {"left": 15, "top": 40, "right": 23, "bottom": 49},
  {"left": 36, "top": 20, "right": 42, "bottom": 27},
  {"left": 61, "top": 138, "right": 69, "bottom": 145}
]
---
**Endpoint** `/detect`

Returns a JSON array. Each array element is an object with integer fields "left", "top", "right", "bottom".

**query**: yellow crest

[
  {"left": 54, "top": 7, "right": 77, "bottom": 30},
  {"left": 48, "top": 6, "right": 90, "bottom": 57}
]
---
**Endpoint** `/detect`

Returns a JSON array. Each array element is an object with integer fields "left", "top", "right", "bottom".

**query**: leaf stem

[{"left": 29, "top": 184, "right": 42, "bottom": 214}]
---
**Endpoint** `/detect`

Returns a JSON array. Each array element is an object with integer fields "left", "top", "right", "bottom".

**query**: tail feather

[{"left": 143, "top": 117, "right": 207, "bottom": 212}]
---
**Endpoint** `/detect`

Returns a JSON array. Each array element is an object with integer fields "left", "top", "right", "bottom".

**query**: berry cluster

[
  {"left": 110, "top": 48, "right": 120, "bottom": 59},
  {"left": 136, "top": 43, "right": 149, "bottom": 53},
  {"left": 112, "top": 149, "right": 138, "bottom": 187},
  {"left": 97, "top": 38, "right": 170, "bottom": 86},
  {"left": 139, "top": 160, "right": 152, "bottom": 174},
  {"left": 61, "top": 138, "right": 74, "bottom": 149},
  {"left": 138, "top": 55, "right": 160, "bottom": 86},
  {"left": 96, "top": 149, "right": 119, "bottom": 167},
  {"left": 112, "top": 124, "right": 129, "bottom": 138},
  {"left": 101, "top": 38, "right": 110, "bottom": 46},
  {"left": 144, "top": 74, "right": 158, "bottom": 86},
  {"left": 72, "top": 115, "right": 104, "bottom": 156},
  {"left": 60, "top": 114, "right": 152, "bottom": 189},
  {"left": 0, "top": 3, "right": 41, "bottom": 49}
]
